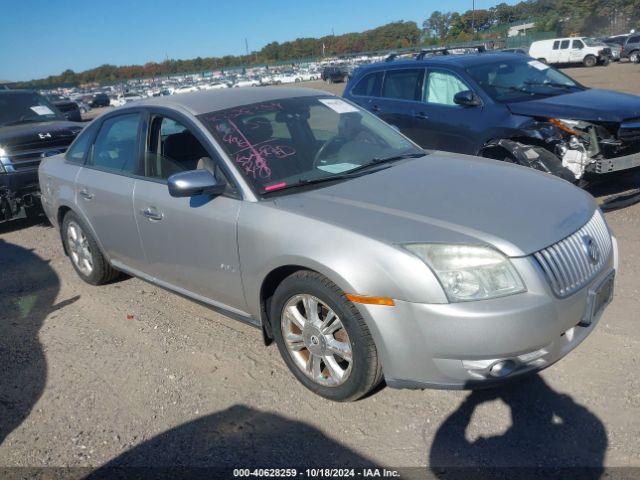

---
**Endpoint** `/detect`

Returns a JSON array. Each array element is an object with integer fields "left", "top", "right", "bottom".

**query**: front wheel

[
  {"left": 630, "top": 51, "right": 639, "bottom": 63},
  {"left": 271, "top": 271, "right": 383, "bottom": 401},
  {"left": 583, "top": 55, "right": 597, "bottom": 67}
]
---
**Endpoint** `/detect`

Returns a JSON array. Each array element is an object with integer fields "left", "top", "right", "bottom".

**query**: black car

[
  {"left": 321, "top": 66, "right": 348, "bottom": 83},
  {"left": 46, "top": 94, "right": 82, "bottom": 122},
  {"left": 88, "top": 92, "right": 110, "bottom": 108},
  {"left": 0, "top": 90, "right": 82, "bottom": 221},
  {"left": 344, "top": 52, "right": 640, "bottom": 184}
]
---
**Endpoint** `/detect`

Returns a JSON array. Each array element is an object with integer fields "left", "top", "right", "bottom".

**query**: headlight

[
  {"left": 0, "top": 147, "right": 8, "bottom": 173},
  {"left": 403, "top": 244, "right": 526, "bottom": 302}
]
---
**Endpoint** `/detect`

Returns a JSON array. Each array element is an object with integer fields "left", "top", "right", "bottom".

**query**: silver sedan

[{"left": 38, "top": 88, "right": 617, "bottom": 401}]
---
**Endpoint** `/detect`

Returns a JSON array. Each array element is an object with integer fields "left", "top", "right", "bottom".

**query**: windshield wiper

[
  {"left": 524, "top": 80, "right": 579, "bottom": 90},
  {"left": 262, "top": 151, "right": 424, "bottom": 195},
  {"left": 1, "top": 118, "right": 46, "bottom": 126}
]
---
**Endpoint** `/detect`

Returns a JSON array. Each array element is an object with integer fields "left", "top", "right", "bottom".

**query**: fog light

[{"left": 489, "top": 360, "right": 517, "bottom": 378}]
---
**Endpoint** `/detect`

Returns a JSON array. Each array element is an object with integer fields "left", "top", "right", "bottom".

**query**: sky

[{"left": 0, "top": 0, "right": 514, "bottom": 81}]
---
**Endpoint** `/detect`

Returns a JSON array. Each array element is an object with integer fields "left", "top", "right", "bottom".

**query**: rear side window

[
  {"left": 629, "top": 36, "right": 640, "bottom": 43},
  {"left": 560, "top": 40, "right": 570, "bottom": 49},
  {"left": 352, "top": 71, "right": 383, "bottom": 97},
  {"left": 382, "top": 69, "right": 423, "bottom": 100},
  {"left": 553, "top": 41, "right": 560, "bottom": 50},
  {"left": 87, "top": 113, "right": 140, "bottom": 174}
]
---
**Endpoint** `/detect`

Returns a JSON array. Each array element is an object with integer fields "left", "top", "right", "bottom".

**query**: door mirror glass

[
  {"left": 453, "top": 90, "right": 481, "bottom": 107},
  {"left": 167, "top": 169, "right": 226, "bottom": 198}
]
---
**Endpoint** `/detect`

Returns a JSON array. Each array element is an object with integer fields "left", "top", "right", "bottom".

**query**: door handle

[
  {"left": 413, "top": 112, "right": 429, "bottom": 120},
  {"left": 141, "top": 207, "right": 163, "bottom": 221},
  {"left": 370, "top": 104, "right": 381, "bottom": 112},
  {"left": 79, "top": 189, "right": 94, "bottom": 200}
]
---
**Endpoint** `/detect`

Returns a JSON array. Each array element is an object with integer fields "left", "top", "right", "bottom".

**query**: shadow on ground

[
  {"left": 429, "top": 374, "right": 607, "bottom": 479},
  {"left": 87, "top": 404, "right": 375, "bottom": 478},
  {"left": 0, "top": 238, "right": 77, "bottom": 446}
]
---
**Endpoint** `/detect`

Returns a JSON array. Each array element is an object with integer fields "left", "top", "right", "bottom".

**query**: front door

[
  {"left": 417, "top": 68, "right": 484, "bottom": 154},
  {"left": 132, "top": 113, "right": 247, "bottom": 314},
  {"left": 75, "top": 112, "right": 146, "bottom": 270}
]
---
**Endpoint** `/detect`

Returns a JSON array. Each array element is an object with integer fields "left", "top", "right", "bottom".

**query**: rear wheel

[
  {"left": 630, "top": 51, "right": 640, "bottom": 63},
  {"left": 62, "top": 211, "right": 119, "bottom": 285},
  {"left": 583, "top": 55, "right": 597, "bottom": 67},
  {"left": 271, "top": 271, "right": 383, "bottom": 401}
]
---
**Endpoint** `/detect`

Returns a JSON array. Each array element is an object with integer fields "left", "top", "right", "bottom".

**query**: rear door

[
  {"left": 74, "top": 112, "right": 146, "bottom": 271},
  {"left": 372, "top": 68, "right": 425, "bottom": 141},
  {"left": 132, "top": 109, "right": 248, "bottom": 314},
  {"left": 415, "top": 68, "right": 484, "bottom": 154}
]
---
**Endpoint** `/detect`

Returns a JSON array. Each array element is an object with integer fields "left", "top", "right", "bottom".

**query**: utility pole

[
  {"left": 471, "top": 0, "right": 475, "bottom": 38},
  {"left": 244, "top": 38, "right": 249, "bottom": 56}
]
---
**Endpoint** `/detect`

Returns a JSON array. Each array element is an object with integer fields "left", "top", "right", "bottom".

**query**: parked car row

[{"left": 34, "top": 48, "right": 623, "bottom": 400}]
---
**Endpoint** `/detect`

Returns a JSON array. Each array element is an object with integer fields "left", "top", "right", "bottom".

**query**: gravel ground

[{"left": 2, "top": 62, "right": 640, "bottom": 476}]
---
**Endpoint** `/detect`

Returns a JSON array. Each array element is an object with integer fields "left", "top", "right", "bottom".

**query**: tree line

[{"left": 15, "top": 0, "right": 640, "bottom": 89}]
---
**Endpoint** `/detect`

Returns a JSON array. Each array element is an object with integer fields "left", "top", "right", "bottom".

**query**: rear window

[
  {"left": 381, "top": 69, "right": 423, "bottom": 101},
  {"left": 351, "top": 71, "right": 383, "bottom": 97}
]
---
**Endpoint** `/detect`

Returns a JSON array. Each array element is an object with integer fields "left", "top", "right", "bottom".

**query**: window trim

[
  {"left": 422, "top": 67, "right": 482, "bottom": 108},
  {"left": 64, "top": 121, "right": 99, "bottom": 165},
  {"left": 82, "top": 110, "right": 145, "bottom": 177}
]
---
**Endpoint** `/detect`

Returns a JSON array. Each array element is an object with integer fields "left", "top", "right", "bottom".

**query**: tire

[
  {"left": 62, "top": 211, "right": 119, "bottom": 285},
  {"left": 630, "top": 51, "right": 640, "bottom": 63},
  {"left": 583, "top": 55, "right": 597, "bottom": 67},
  {"left": 270, "top": 270, "right": 383, "bottom": 402},
  {"left": 600, "top": 56, "right": 611, "bottom": 66},
  {"left": 537, "top": 58, "right": 547, "bottom": 64}
]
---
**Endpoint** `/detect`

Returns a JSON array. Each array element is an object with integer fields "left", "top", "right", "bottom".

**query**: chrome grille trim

[{"left": 534, "top": 210, "right": 612, "bottom": 297}]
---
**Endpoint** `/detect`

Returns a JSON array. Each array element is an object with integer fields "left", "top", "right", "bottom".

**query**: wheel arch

[{"left": 56, "top": 203, "right": 109, "bottom": 260}]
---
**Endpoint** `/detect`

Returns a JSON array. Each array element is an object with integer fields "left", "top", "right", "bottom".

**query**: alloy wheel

[
  {"left": 67, "top": 220, "right": 94, "bottom": 276},
  {"left": 281, "top": 294, "right": 353, "bottom": 387}
]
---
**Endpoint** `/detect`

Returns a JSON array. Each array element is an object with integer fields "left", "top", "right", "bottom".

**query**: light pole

[{"left": 471, "top": 0, "right": 476, "bottom": 38}]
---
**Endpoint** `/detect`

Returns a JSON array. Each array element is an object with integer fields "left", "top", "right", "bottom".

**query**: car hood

[
  {"left": 0, "top": 120, "right": 83, "bottom": 152},
  {"left": 507, "top": 88, "right": 640, "bottom": 122},
  {"left": 273, "top": 154, "right": 596, "bottom": 257}
]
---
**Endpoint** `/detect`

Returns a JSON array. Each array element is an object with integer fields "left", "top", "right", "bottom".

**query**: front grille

[
  {"left": 533, "top": 210, "right": 612, "bottom": 297},
  {"left": 7, "top": 146, "right": 67, "bottom": 171}
]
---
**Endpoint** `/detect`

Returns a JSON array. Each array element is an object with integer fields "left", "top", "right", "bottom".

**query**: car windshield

[
  {"left": 0, "top": 91, "right": 65, "bottom": 126},
  {"left": 466, "top": 57, "right": 583, "bottom": 103},
  {"left": 198, "top": 96, "right": 421, "bottom": 194}
]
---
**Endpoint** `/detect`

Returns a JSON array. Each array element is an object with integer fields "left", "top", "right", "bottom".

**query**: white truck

[{"left": 529, "top": 37, "right": 612, "bottom": 67}]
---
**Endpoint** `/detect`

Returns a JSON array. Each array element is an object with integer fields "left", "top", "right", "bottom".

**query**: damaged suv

[
  {"left": 1, "top": 90, "right": 83, "bottom": 221},
  {"left": 344, "top": 52, "right": 640, "bottom": 184}
]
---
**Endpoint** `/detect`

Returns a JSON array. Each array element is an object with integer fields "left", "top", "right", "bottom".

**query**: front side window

[
  {"left": 352, "top": 71, "right": 383, "bottom": 97},
  {"left": 466, "top": 57, "right": 583, "bottom": 103},
  {"left": 628, "top": 35, "right": 640, "bottom": 44},
  {"left": 144, "top": 115, "right": 214, "bottom": 180},
  {"left": 198, "top": 96, "right": 420, "bottom": 194},
  {"left": 88, "top": 113, "right": 140, "bottom": 174},
  {"left": 423, "top": 70, "right": 472, "bottom": 106},
  {"left": 573, "top": 40, "right": 584, "bottom": 49},
  {"left": 382, "top": 69, "right": 423, "bottom": 100}
]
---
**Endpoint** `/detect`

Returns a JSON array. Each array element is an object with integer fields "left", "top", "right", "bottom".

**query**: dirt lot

[{"left": 2, "top": 62, "right": 640, "bottom": 476}]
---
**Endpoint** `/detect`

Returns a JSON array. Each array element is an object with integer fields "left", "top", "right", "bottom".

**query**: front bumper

[
  {"left": 593, "top": 150, "right": 640, "bottom": 174},
  {"left": 358, "top": 244, "right": 617, "bottom": 390}
]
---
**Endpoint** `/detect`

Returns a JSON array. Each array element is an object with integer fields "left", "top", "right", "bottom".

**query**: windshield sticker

[
  {"left": 317, "top": 162, "right": 359, "bottom": 174},
  {"left": 30, "top": 105, "right": 55, "bottom": 116},
  {"left": 528, "top": 60, "right": 549, "bottom": 71},
  {"left": 318, "top": 98, "right": 359, "bottom": 114}
]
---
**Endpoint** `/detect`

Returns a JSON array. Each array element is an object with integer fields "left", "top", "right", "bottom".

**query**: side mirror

[
  {"left": 167, "top": 169, "right": 226, "bottom": 198},
  {"left": 453, "top": 90, "right": 482, "bottom": 107}
]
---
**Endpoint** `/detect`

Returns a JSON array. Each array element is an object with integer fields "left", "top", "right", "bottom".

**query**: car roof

[
  {"left": 355, "top": 52, "right": 525, "bottom": 73},
  {"left": 131, "top": 87, "right": 329, "bottom": 115}
]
